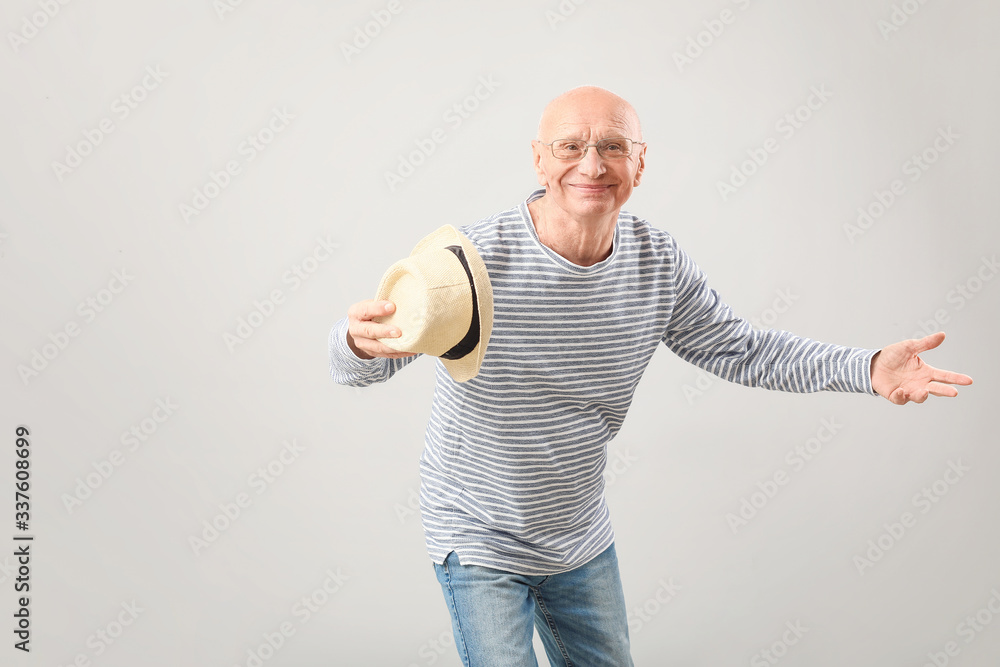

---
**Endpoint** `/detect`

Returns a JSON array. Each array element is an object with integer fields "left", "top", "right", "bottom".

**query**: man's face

[{"left": 531, "top": 91, "right": 646, "bottom": 222}]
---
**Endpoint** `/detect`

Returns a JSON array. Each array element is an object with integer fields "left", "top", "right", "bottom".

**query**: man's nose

[{"left": 576, "top": 146, "right": 607, "bottom": 177}]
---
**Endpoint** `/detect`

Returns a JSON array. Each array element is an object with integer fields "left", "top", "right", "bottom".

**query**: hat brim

[{"left": 376, "top": 225, "right": 493, "bottom": 383}]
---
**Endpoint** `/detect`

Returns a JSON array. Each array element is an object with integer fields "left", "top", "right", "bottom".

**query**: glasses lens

[
  {"left": 596, "top": 138, "right": 631, "bottom": 158},
  {"left": 551, "top": 140, "right": 585, "bottom": 159},
  {"left": 549, "top": 138, "right": 633, "bottom": 159}
]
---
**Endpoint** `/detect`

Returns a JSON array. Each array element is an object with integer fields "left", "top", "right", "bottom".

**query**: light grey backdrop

[{"left": 2, "top": 0, "right": 998, "bottom": 665}]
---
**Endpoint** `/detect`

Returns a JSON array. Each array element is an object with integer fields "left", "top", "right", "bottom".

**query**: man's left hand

[{"left": 870, "top": 331, "right": 973, "bottom": 405}]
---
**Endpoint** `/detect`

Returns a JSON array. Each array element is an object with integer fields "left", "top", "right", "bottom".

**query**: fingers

[
  {"left": 930, "top": 366, "right": 974, "bottom": 386},
  {"left": 365, "top": 341, "right": 419, "bottom": 359},
  {"left": 353, "top": 318, "right": 400, "bottom": 343},
  {"left": 348, "top": 300, "right": 400, "bottom": 338},
  {"left": 911, "top": 331, "right": 946, "bottom": 354},
  {"left": 927, "top": 382, "right": 960, "bottom": 398},
  {"left": 347, "top": 299, "right": 415, "bottom": 359},
  {"left": 891, "top": 387, "right": 929, "bottom": 404},
  {"left": 885, "top": 380, "right": 964, "bottom": 405},
  {"left": 889, "top": 387, "right": 908, "bottom": 405},
  {"left": 347, "top": 331, "right": 416, "bottom": 359},
  {"left": 348, "top": 299, "right": 396, "bottom": 322}
]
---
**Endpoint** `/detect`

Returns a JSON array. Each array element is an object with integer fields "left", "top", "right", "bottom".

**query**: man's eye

[
  {"left": 561, "top": 143, "right": 581, "bottom": 151},
  {"left": 602, "top": 141, "right": 624, "bottom": 152}
]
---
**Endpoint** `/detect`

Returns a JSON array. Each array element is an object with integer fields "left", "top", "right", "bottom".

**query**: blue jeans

[{"left": 433, "top": 543, "right": 634, "bottom": 666}]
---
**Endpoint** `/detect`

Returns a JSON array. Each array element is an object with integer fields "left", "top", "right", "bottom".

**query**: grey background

[{"left": 1, "top": 0, "right": 998, "bottom": 665}]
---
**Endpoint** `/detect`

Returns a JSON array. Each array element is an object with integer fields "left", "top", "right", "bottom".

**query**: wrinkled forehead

[{"left": 538, "top": 94, "right": 641, "bottom": 141}]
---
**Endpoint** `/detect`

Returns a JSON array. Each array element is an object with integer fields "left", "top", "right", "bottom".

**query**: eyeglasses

[{"left": 541, "top": 137, "right": 645, "bottom": 160}]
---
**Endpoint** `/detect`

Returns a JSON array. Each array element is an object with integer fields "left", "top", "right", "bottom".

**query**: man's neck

[{"left": 528, "top": 198, "right": 618, "bottom": 267}]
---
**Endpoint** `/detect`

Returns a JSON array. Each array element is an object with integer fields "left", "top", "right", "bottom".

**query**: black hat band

[{"left": 439, "top": 244, "right": 480, "bottom": 361}]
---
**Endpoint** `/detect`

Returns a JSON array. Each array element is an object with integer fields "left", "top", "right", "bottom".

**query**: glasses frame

[{"left": 540, "top": 137, "right": 646, "bottom": 161}]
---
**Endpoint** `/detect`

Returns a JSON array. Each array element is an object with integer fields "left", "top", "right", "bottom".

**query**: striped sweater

[{"left": 329, "top": 189, "right": 878, "bottom": 575}]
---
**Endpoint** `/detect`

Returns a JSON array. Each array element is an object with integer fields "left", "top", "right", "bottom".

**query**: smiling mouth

[{"left": 571, "top": 184, "right": 613, "bottom": 191}]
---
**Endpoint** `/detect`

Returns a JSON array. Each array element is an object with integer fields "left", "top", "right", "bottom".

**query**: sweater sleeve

[
  {"left": 661, "top": 239, "right": 879, "bottom": 396},
  {"left": 328, "top": 317, "right": 421, "bottom": 387}
]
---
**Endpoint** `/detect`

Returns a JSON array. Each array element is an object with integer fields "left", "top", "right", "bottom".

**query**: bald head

[{"left": 536, "top": 86, "right": 642, "bottom": 142}]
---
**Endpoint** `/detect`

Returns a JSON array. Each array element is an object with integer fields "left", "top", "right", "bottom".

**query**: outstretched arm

[
  {"left": 870, "top": 331, "right": 972, "bottom": 405},
  {"left": 662, "top": 239, "right": 878, "bottom": 395},
  {"left": 329, "top": 299, "right": 420, "bottom": 388}
]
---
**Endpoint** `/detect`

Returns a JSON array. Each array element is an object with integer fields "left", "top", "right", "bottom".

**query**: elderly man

[{"left": 329, "top": 86, "right": 972, "bottom": 666}]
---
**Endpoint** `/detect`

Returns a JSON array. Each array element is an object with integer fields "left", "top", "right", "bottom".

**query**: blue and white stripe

[{"left": 330, "top": 189, "right": 877, "bottom": 575}]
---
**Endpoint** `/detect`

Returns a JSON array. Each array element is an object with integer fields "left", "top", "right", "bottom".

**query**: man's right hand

[{"left": 345, "top": 300, "right": 419, "bottom": 360}]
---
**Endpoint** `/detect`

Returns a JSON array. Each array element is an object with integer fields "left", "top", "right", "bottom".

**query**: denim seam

[
  {"left": 441, "top": 557, "right": 472, "bottom": 666},
  {"left": 531, "top": 587, "right": 573, "bottom": 666}
]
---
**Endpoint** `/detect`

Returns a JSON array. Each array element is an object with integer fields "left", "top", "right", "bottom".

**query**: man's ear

[
  {"left": 632, "top": 145, "right": 646, "bottom": 187},
  {"left": 531, "top": 140, "right": 547, "bottom": 187}
]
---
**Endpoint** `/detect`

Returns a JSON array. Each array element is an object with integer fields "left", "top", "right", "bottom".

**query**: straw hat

[{"left": 373, "top": 225, "right": 493, "bottom": 382}]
